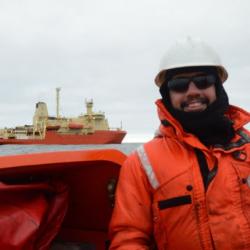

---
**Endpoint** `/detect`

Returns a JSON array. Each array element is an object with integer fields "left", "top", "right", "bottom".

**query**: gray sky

[{"left": 0, "top": 0, "right": 249, "bottom": 142}]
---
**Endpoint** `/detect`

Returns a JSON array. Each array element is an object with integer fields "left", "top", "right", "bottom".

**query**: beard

[{"left": 160, "top": 84, "right": 235, "bottom": 146}]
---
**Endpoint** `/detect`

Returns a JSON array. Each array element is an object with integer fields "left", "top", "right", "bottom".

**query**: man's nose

[{"left": 186, "top": 81, "right": 201, "bottom": 95}]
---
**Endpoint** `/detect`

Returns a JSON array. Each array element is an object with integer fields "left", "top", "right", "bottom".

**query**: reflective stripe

[
  {"left": 136, "top": 145, "right": 160, "bottom": 189},
  {"left": 215, "top": 129, "right": 250, "bottom": 150},
  {"left": 247, "top": 176, "right": 250, "bottom": 188},
  {"left": 237, "top": 129, "right": 250, "bottom": 142}
]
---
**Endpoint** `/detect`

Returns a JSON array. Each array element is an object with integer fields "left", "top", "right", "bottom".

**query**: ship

[{"left": 0, "top": 88, "right": 126, "bottom": 144}]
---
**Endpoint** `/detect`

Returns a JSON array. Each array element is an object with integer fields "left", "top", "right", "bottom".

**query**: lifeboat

[
  {"left": 68, "top": 123, "right": 84, "bottom": 129},
  {"left": 46, "top": 125, "right": 61, "bottom": 130},
  {"left": 0, "top": 149, "right": 126, "bottom": 250}
]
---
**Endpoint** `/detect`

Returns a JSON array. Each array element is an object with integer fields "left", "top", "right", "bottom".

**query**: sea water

[{"left": 0, "top": 143, "right": 143, "bottom": 156}]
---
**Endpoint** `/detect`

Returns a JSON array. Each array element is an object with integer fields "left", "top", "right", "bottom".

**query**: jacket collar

[{"left": 155, "top": 99, "right": 250, "bottom": 150}]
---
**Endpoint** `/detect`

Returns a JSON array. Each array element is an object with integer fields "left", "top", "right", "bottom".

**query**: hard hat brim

[{"left": 155, "top": 65, "right": 228, "bottom": 87}]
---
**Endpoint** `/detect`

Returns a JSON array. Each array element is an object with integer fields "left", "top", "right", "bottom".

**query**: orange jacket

[{"left": 109, "top": 99, "right": 250, "bottom": 250}]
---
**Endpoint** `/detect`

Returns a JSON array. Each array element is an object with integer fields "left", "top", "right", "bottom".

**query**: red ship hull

[{"left": 0, "top": 130, "right": 126, "bottom": 145}]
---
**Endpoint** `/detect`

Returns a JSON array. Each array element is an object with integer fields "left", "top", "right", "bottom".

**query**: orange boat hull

[
  {"left": 0, "top": 130, "right": 126, "bottom": 144},
  {"left": 0, "top": 149, "right": 126, "bottom": 249}
]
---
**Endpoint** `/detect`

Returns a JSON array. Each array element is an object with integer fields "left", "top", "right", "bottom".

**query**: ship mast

[{"left": 56, "top": 87, "right": 61, "bottom": 118}]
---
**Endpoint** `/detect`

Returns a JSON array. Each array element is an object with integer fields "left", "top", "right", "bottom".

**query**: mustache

[{"left": 181, "top": 97, "right": 209, "bottom": 109}]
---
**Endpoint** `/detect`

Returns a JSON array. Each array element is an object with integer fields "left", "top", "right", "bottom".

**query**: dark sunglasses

[{"left": 168, "top": 74, "right": 217, "bottom": 93}]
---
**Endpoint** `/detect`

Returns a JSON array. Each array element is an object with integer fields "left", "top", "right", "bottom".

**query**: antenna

[{"left": 56, "top": 87, "right": 61, "bottom": 118}]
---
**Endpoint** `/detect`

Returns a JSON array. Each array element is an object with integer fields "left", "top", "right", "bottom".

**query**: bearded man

[{"left": 109, "top": 38, "right": 250, "bottom": 250}]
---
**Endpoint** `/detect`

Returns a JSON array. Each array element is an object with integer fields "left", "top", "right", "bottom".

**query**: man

[{"left": 109, "top": 38, "right": 250, "bottom": 250}]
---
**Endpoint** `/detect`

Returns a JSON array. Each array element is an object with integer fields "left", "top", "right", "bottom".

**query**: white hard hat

[{"left": 155, "top": 37, "right": 228, "bottom": 87}]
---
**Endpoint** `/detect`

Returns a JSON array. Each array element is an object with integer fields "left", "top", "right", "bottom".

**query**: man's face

[{"left": 168, "top": 71, "right": 217, "bottom": 112}]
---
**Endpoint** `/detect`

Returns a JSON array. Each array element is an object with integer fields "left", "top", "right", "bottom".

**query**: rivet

[
  {"left": 153, "top": 216, "right": 158, "bottom": 222},
  {"left": 186, "top": 185, "right": 193, "bottom": 191},
  {"left": 242, "top": 178, "right": 247, "bottom": 184},
  {"left": 233, "top": 150, "right": 247, "bottom": 161}
]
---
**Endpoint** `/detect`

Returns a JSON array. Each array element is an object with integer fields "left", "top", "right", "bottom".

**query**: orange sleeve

[{"left": 109, "top": 152, "right": 154, "bottom": 249}]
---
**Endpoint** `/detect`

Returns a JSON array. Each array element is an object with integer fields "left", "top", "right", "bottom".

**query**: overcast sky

[{"left": 0, "top": 0, "right": 249, "bottom": 142}]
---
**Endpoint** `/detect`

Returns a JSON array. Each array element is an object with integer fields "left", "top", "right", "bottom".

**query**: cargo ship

[{"left": 0, "top": 88, "right": 126, "bottom": 144}]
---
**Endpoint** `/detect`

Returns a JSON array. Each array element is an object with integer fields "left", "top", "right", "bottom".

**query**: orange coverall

[{"left": 109, "top": 100, "right": 250, "bottom": 250}]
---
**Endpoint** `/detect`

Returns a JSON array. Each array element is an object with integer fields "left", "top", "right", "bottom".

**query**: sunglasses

[{"left": 168, "top": 74, "right": 217, "bottom": 93}]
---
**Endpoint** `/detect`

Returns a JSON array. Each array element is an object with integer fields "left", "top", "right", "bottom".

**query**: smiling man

[
  {"left": 168, "top": 72, "right": 216, "bottom": 112},
  {"left": 109, "top": 38, "right": 250, "bottom": 250},
  {"left": 159, "top": 63, "right": 235, "bottom": 147}
]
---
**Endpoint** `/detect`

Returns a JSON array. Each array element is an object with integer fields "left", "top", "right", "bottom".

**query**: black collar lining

[{"left": 214, "top": 129, "right": 250, "bottom": 151}]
